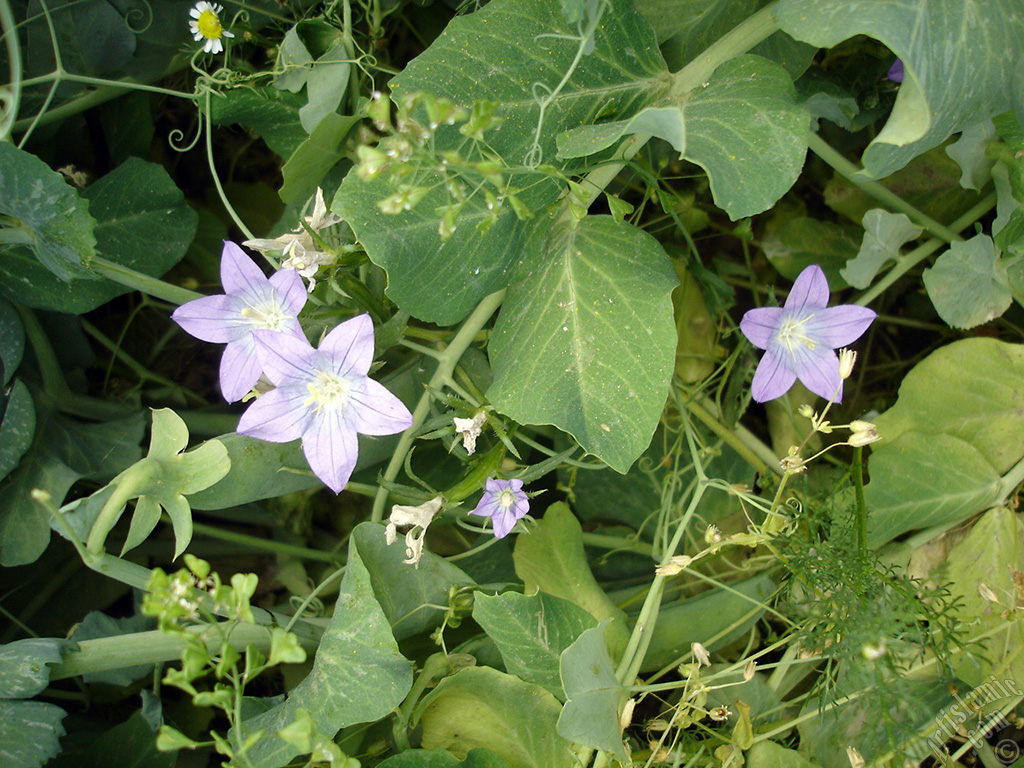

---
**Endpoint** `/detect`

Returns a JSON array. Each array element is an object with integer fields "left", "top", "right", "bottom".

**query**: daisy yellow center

[
  {"left": 775, "top": 314, "right": 817, "bottom": 354},
  {"left": 196, "top": 10, "right": 223, "bottom": 39},
  {"left": 304, "top": 371, "right": 352, "bottom": 413},
  {"left": 240, "top": 299, "right": 291, "bottom": 332},
  {"left": 496, "top": 489, "right": 516, "bottom": 510}
]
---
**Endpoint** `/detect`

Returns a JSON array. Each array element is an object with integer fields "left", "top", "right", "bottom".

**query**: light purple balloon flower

[
  {"left": 469, "top": 478, "right": 530, "bottom": 539},
  {"left": 236, "top": 314, "right": 413, "bottom": 494},
  {"left": 739, "top": 265, "right": 876, "bottom": 403},
  {"left": 172, "top": 242, "right": 307, "bottom": 402},
  {"left": 887, "top": 59, "right": 904, "bottom": 83}
]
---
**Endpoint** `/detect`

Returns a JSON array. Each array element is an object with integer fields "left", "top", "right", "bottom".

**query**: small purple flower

[
  {"left": 236, "top": 314, "right": 413, "bottom": 493},
  {"left": 172, "top": 242, "right": 307, "bottom": 402},
  {"left": 739, "top": 265, "right": 876, "bottom": 403},
  {"left": 469, "top": 478, "right": 530, "bottom": 539},
  {"left": 887, "top": 59, "right": 904, "bottom": 83}
]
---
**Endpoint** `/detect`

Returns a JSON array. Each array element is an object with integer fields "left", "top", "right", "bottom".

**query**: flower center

[
  {"left": 774, "top": 314, "right": 817, "bottom": 354},
  {"left": 197, "top": 10, "right": 223, "bottom": 39},
  {"left": 496, "top": 489, "right": 516, "bottom": 511},
  {"left": 239, "top": 297, "right": 292, "bottom": 332},
  {"left": 304, "top": 370, "right": 352, "bottom": 414}
]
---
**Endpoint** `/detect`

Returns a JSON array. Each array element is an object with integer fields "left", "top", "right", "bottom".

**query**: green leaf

[
  {"left": 0, "top": 296, "right": 24, "bottom": 386},
  {"left": 864, "top": 432, "right": 1002, "bottom": 548},
  {"left": 840, "top": 209, "right": 923, "bottom": 289},
  {"left": 208, "top": 86, "right": 310, "bottom": 158},
  {"left": 677, "top": 55, "right": 809, "bottom": 219},
  {"left": 0, "top": 700, "right": 67, "bottom": 768},
  {"left": 922, "top": 234, "right": 1013, "bottom": 329},
  {"left": 419, "top": 667, "right": 574, "bottom": 768},
  {"left": 557, "top": 624, "right": 628, "bottom": 761},
  {"left": 48, "top": 709, "right": 175, "bottom": 768},
  {"left": 512, "top": 503, "right": 631, "bottom": 655},
  {"left": 352, "top": 523, "right": 474, "bottom": 641},
  {"left": 946, "top": 120, "right": 997, "bottom": 191},
  {"left": 872, "top": 338, "right": 1024, "bottom": 474},
  {"left": 0, "top": 638, "right": 72, "bottom": 699},
  {"left": 487, "top": 216, "right": 677, "bottom": 473},
  {"left": 298, "top": 39, "right": 351, "bottom": 134},
  {"left": 378, "top": 748, "right": 512, "bottom": 768},
  {"left": 775, "top": 0, "right": 1024, "bottom": 179},
  {"left": 273, "top": 25, "right": 314, "bottom": 93},
  {"left": 0, "top": 142, "right": 97, "bottom": 281},
  {"left": 473, "top": 591, "right": 598, "bottom": 699},
  {"left": 0, "top": 380, "right": 35, "bottom": 483},
  {"left": 0, "top": 158, "right": 197, "bottom": 313},
  {"left": 762, "top": 217, "right": 860, "bottom": 288},
  {"left": 746, "top": 740, "right": 826, "bottom": 768},
  {"left": 239, "top": 532, "right": 412, "bottom": 768},
  {"left": 557, "top": 106, "right": 686, "bottom": 160},
  {"left": 280, "top": 113, "right": 359, "bottom": 206},
  {"left": 24, "top": 0, "right": 136, "bottom": 80}
]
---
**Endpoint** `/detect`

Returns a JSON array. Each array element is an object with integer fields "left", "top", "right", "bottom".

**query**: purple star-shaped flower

[
  {"left": 739, "top": 265, "right": 876, "bottom": 403},
  {"left": 171, "top": 241, "right": 307, "bottom": 402},
  {"left": 236, "top": 314, "right": 413, "bottom": 493},
  {"left": 469, "top": 478, "right": 530, "bottom": 539}
]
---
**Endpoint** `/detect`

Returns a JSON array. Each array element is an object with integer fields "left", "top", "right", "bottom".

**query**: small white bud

[
  {"left": 846, "top": 746, "right": 865, "bottom": 768},
  {"left": 743, "top": 660, "right": 757, "bottom": 681},
  {"left": 691, "top": 642, "right": 711, "bottom": 667},
  {"left": 838, "top": 348, "right": 857, "bottom": 379}
]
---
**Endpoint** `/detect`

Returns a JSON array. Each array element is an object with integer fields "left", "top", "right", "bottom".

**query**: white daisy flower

[{"left": 188, "top": 1, "right": 234, "bottom": 55}]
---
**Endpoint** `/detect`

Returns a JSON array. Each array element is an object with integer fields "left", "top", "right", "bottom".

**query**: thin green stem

[
  {"left": 204, "top": 90, "right": 255, "bottom": 241},
  {"left": 808, "top": 131, "right": 961, "bottom": 242},
  {"left": 0, "top": 0, "right": 23, "bottom": 142},
  {"left": 852, "top": 446, "right": 866, "bottom": 551},
  {"left": 191, "top": 522, "right": 343, "bottom": 563},
  {"left": 370, "top": 289, "right": 506, "bottom": 523},
  {"left": 91, "top": 256, "right": 204, "bottom": 305}
]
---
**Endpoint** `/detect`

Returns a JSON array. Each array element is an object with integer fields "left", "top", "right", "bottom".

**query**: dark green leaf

[
  {"left": 209, "top": 86, "right": 310, "bottom": 158},
  {"left": 0, "top": 380, "right": 35, "bottom": 483},
  {"left": 0, "top": 700, "right": 67, "bottom": 768},
  {"left": 280, "top": 113, "right": 359, "bottom": 206},
  {"left": 0, "top": 296, "right": 24, "bottom": 386},
  {"left": 0, "top": 638, "right": 72, "bottom": 699}
]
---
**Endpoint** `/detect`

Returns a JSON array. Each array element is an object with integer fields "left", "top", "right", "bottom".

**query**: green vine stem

[
  {"left": 0, "top": 0, "right": 23, "bottom": 142},
  {"left": 370, "top": 288, "right": 507, "bottom": 522},
  {"left": 91, "top": 256, "right": 204, "bottom": 305},
  {"left": 852, "top": 445, "right": 867, "bottom": 551}
]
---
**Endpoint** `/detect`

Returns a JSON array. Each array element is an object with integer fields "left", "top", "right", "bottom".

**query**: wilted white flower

[
  {"left": 386, "top": 497, "right": 442, "bottom": 567},
  {"left": 453, "top": 411, "right": 487, "bottom": 455}
]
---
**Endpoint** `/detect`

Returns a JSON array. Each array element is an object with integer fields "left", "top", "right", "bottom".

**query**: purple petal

[
  {"left": 252, "top": 330, "right": 317, "bottom": 386},
  {"left": 485, "top": 478, "right": 504, "bottom": 494},
  {"left": 220, "top": 338, "right": 263, "bottom": 402},
  {"left": 350, "top": 379, "right": 413, "bottom": 436},
  {"left": 751, "top": 349, "right": 797, "bottom": 402},
  {"left": 888, "top": 59, "right": 904, "bottom": 83},
  {"left": 172, "top": 295, "right": 247, "bottom": 343},
  {"left": 237, "top": 386, "right": 311, "bottom": 442},
  {"left": 221, "top": 242, "right": 270, "bottom": 297},
  {"left": 784, "top": 265, "right": 829, "bottom": 313},
  {"left": 808, "top": 305, "right": 876, "bottom": 348},
  {"left": 794, "top": 348, "right": 843, "bottom": 402},
  {"left": 740, "top": 307, "right": 784, "bottom": 350},
  {"left": 269, "top": 268, "right": 308, "bottom": 316},
  {"left": 321, "top": 314, "right": 375, "bottom": 377},
  {"left": 491, "top": 507, "right": 517, "bottom": 539},
  {"left": 507, "top": 479, "right": 523, "bottom": 494},
  {"left": 301, "top": 409, "right": 358, "bottom": 493}
]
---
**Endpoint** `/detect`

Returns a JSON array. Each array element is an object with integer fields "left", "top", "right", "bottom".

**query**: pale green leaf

[
  {"left": 557, "top": 624, "right": 628, "bottom": 761},
  {"left": 298, "top": 40, "right": 351, "bottom": 134},
  {"left": 121, "top": 495, "right": 161, "bottom": 557},
  {"left": 557, "top": 106, "right": 686, "bottom": 159},
  {"left": 239, "top": 533, "right": 412, "bottom": 768},
  {"left": 0, "top": 638, "right": 71, "bottom": 699},
  {"left": 922, "top": 235, "right": 1013, "bottom": 328},
  {"left": 420, "top": 667, "right": 573, "bottom": 768},
  {"left": 280, "top": 113, "right": 359, "bottom": 206},
  {"left": 273, "top": 26, "right": 313, "bottom": 93},
  {"left": 946, "top": 120, "right": 997, "bottom": 191},
  {"left": 148, "top": 407, "right": 189, "bottom": 459},
  {"left": 473, "top": 591, "right": 597, "bottom": 699},
  {"left": 378, "top": 748, "right": 512, "bottom": 768},
  {"left": 775, "top": 0, "right": 1024, "bottom": 179},
  {"left": 0, "top": 700, "right": 67, "bottom": 768},
  {"left": 746, "top": 740, "right": 826, "bottom": 768},
  {"left": 0, "top": 142, "right": 96, "bottom": 281},
  {"left": 865, "top": 432, "right": 1002, "bottom": 548},
  {"left": 488, "top": 216, "right": 677, "bottom": 472},
  {"left": 840, "top": 209, "right": 923, "bottom": 289}
]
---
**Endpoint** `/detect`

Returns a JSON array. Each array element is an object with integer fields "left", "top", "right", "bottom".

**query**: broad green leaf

[
  {"left": 0, "top": 700, "right": 67, "bottom": 768},
  {"left": 0, "top": 142, "right": 96, "bottom": 281},
  {"left": 24, "top": 0, "right": 136, "bottom": 80},
  {"left": 840, "top": 209, "right": 923, "bottom": 289},
  {"left": 678, "top": 56, "right": 809, "bottom": 219},
  {"left": 762, "top": 217, "right": 860, "bottom": 288},
  {"left": 0, "top": 638, "right": 71, "bottom": 699},
  {"left": 352, "top": 523, "right": 474, "bottom": 641},
  {"left": 512, "top": 503, "right": 631, "bottom": 655},
  {"left": 872, "top": 338, "right": 1024, "bottom": 474},
  {"left": 746, "top": 740, "right": 826, "bottom": 768},
  {"left": 488, "top": 216, "right": 677, "bottom": 472},
  {"left": 941, "top": 506, "right": 1024, "bottom": 687},
  {"left": 643, "top": 573, "right": 775, "bottom": 672},
  {"left": 298, "top": 39, "right": 351, "bottom": 133},
  {"left": 473, "top": 591, "right": 597, "bottom": 699},
  {"left": 208, "top": 86, "right": 309, "bottom": 158},
  {"left": 378, "top": 749, "right": 512, "bottom": 768},
  {"left": 557, "top": 624, "right": 628, "bottom": 761},
  {"left": 946, "top": 120, "right": 997, "bottom": 191},
  {"left": 48, "top": 709, "right": 174, "bottom": 768},
  {"left": 280, "top": 113, "right": 359, "bottom": 206},
  {"left": 864, "top": 433, "right": 1002, "bottom": 548},
  {"left": 240, "top": 533, "right": 412, "bottom": 768},
  {"left": 420, "top": 667, "right": 573, "bottom": 768},
  {"left": 0, "top": 158, "right": 197, "bottom": 313},
  {"left": 0, "top": 380, "right": 35, "bottom": 483},
  {"left": 922, "top": 235, "right": 1013, "bottom": 329},
  {"left": 273, "top": 25, "right": 314, "bottom": 93},
  {"left": 775, "top": 0, "right": 1024, "bottom": 179},
  {"left": 557, "top": 106, "right": 686, "bottom": 160},
  {"left": 0, "top": 296, "right": 24, "bottom": 386},
  {"left": 636, "top": 0, "right": 762, "bottom": 46}
]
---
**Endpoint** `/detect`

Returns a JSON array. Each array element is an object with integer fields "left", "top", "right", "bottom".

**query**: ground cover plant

[{"left": 1, "top": 0, "right": 1024, "bottom": 766}]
